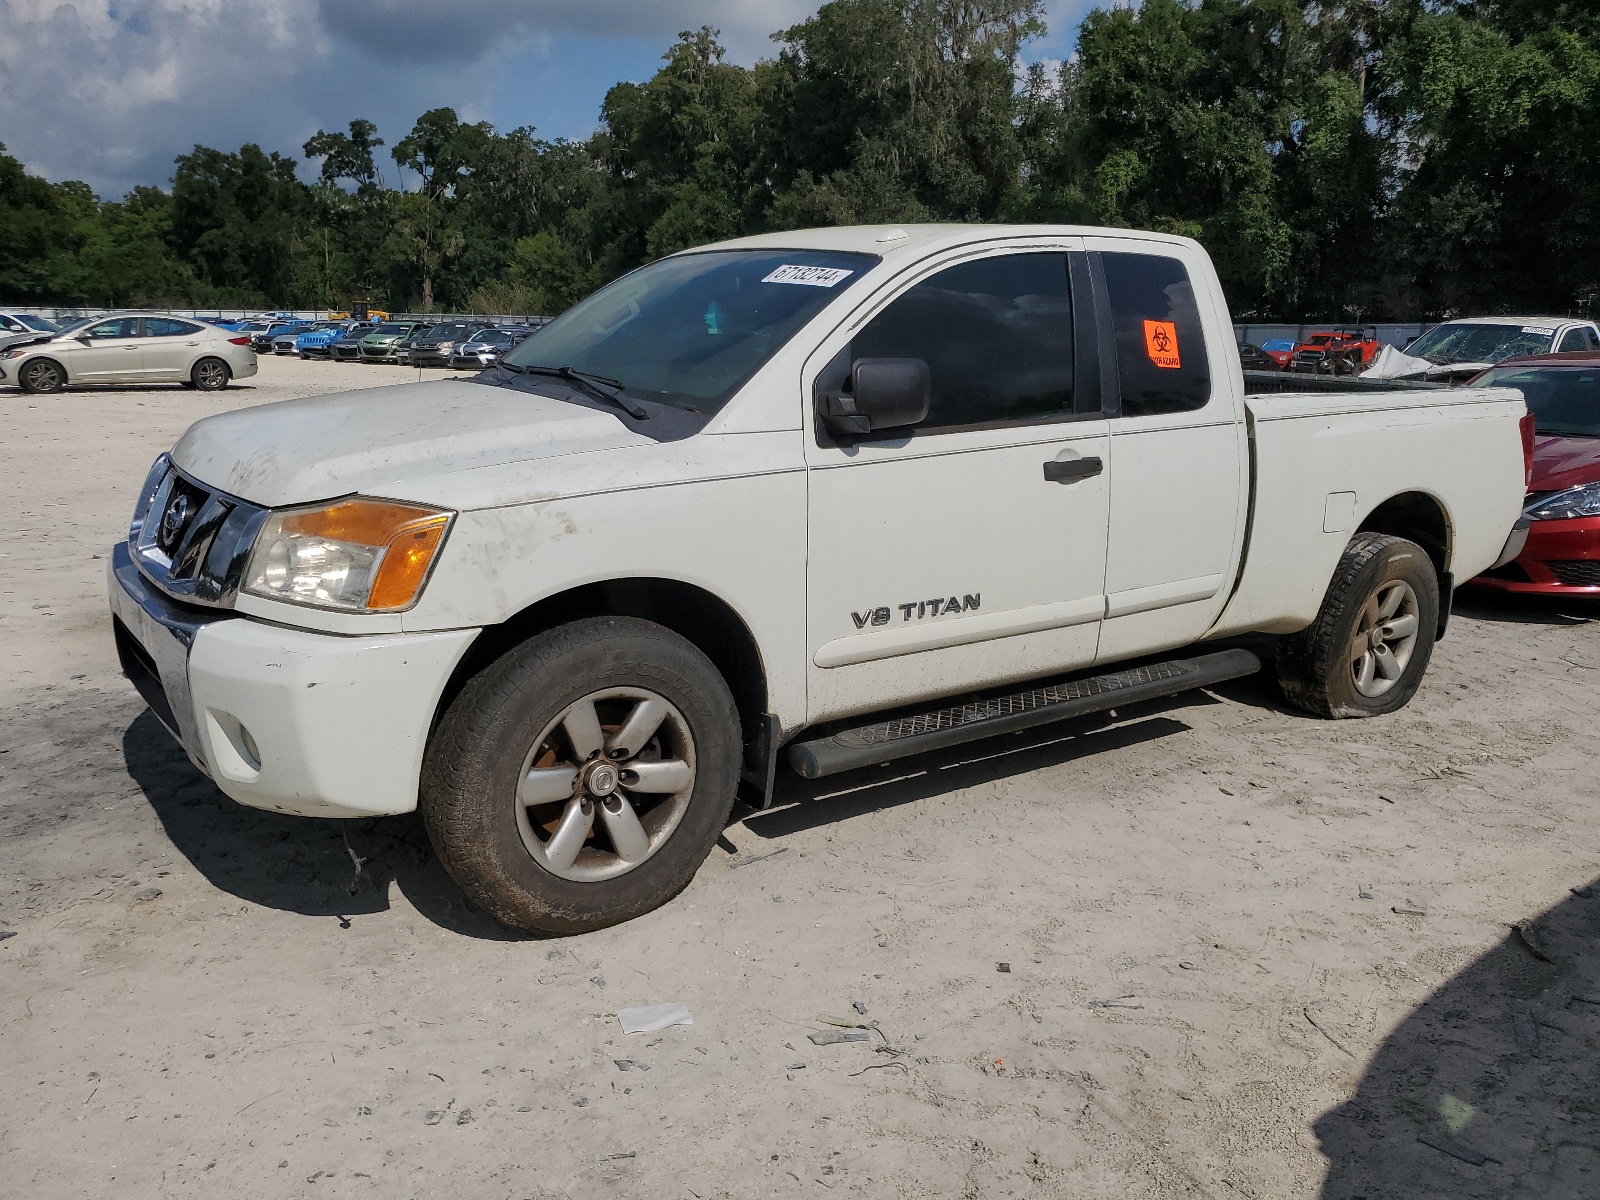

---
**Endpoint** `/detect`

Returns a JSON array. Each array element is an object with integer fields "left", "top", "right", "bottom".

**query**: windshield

[
  {"left": 424, "top": 323, "right": 476, "bottom": 339},
  {"left": 370, "top": 323, "right": 410, "bottom": 335},
  {"left": 1472, "top": 366, "right": 1600, "bottom": 438},
  {"left": 1406, "top": 322, "right": 1555, "bottom": 366},
  {"left": 502, "top": 248, "right": 878, "bottom": 413},
  {"left": 1262, "top": 339, "right": 1295, "bottom": 352},
  {"left": 18, "top": 315, "right": 57, "bottom": 331},
  {"left": 53, "top": 316, "right": 94, "bottom": 335}
]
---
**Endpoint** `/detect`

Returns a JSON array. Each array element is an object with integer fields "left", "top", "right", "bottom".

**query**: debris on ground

[
  {"left": 851, "top": 1000, "right": 868, "bottom": 1015},
  {"left": 613, "top": 1060, "right": 635, "bottom": 1072},
  {"left": 996, "top": 963, "right": 1011, "bottom": 973},
  {"left": 455, "top": 1109, "right": 472, "bottom": 1125},
  {"left": 424, "top": 1111, "right": 443, "bottom": 1125},
  {"left": 618, "top": 1002, "right": 693, "bottom": 1034},
  {"left": 1359, "top": 885, "right": 1373, "bottom": 899},
  {"left": 1391, "top": 905, "right": 1427, "bottom": 917},
  {"left": 1178, "top": 961, "right": 1195, "bottom": 970},
  {"left": 606, "top": 1151, "right": 636, "bottom": 1160},
  {"left": 133, "top": 887, "right": 162, "bottom": 902},
  {"left": 1572, "top": 884, "right": 1595, "bottom": 899},
  {"left": 729, "top": 848, "right": 789, "bottom": 869},
  {"left": 0, "top": 931, "right": 16, "bottom": 942},
  {"left": 1514, "top": 921, "right": 1553, "bottom": 963},
  {"left": 590, "top": 976, "right": 606, "bottom": 989},
  {"left": 787, "top": 1062, "right": 806, "bottom": 1070},
  {"left": 1417, "top": 1132, "right": 1498, "bottom": 1167},
  {"left": 809, "top": 1029, "right": 870, "bottom": 1045},
  {"left": 1088, "top": 998, "right": 1143, "bottom": 1010}
]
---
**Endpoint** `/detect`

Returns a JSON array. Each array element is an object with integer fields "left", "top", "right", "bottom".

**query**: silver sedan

[{"left": 0, "top": 312, "right": 258, "bottom": 394}]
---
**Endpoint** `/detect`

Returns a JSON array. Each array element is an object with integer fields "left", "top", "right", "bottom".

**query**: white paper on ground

[{"left": 618, "top": 1002, "right": 694, "bottom": 1034}]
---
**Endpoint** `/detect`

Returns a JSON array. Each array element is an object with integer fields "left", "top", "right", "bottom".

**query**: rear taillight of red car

[
  {"left": 228, "top": 336, "right": 252, "bottom": 346},
  {"left": 1519, "top": 410, "right": 1536, "bottom": 488}
]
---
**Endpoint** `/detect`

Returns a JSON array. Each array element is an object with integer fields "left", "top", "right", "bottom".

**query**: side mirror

[
  {"left": 820, "top": 358, "right": 931, "bottom": 436},
  {"left": 76, "top": 334, "right": 94, "bottom": 344}
]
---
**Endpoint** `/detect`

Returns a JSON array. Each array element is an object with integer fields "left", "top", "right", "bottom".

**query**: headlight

[
  {"left": 243, "top": 498, "right": 453, "bottom": 611},
  {"left": 2, "top": 347, "right": 26, "bottom": 359},
  {"left": 437, "top": 341, "right": 453, "bottom": 352},
  {"left": 1525, "top": 482, "right": 1600, "bottom": 521}
]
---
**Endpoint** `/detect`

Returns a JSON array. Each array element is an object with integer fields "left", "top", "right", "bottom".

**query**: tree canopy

[{"left": 2, "top": 0, "right": 1594, "bottom": 320}]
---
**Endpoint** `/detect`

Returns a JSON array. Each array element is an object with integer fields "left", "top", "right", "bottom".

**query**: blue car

[{"left": 295, "top": 321, "right": 360, "bottom": 358}]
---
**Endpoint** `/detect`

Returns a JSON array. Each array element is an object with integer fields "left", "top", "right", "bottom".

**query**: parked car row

[
  {"left": 311, "top": 318, "right": 543, "bottom": 369},
  {"left": 1237, "top": 317, "right": 1600, "bottom": 381},
  {"left": 0, "top": 312, "right": 257, "bottom": 392}
]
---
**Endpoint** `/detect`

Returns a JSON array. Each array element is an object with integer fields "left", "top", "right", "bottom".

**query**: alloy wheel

[
  {"left": 514, "top": 688, "right": 697, "bottom": 882},
  {"left": 1351, "top": 580, "right": 1420, "bottom": 698}
]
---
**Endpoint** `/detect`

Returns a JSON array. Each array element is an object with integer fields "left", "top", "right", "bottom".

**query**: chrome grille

[
  {"left": 131, "top": 461, "right": 267, "bottom": 607},
  {"left": 829, "top": 660, "right": 1195, "bottom": 748}
]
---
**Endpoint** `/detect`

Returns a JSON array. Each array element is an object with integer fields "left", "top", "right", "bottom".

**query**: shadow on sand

[{"left": 1316, "top": 881, "right": 1600, "bottom": 1199}]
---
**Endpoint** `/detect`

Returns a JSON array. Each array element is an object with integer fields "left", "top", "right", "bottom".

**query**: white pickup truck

[{"left": 108, "top": 224, "right": 1532, "bottom": 933}]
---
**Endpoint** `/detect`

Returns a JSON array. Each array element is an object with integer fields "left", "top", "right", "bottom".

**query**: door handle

[{"left": 1043, "top": 456, "right": 1103, "bottom": 483}]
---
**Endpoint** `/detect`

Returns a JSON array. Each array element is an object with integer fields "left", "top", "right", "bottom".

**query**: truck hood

[
  {"left": 171, "top": 378, "right": 654, "bottom": 508},
  {"left": 1531, "top": 433, "right": 1600, "bottom": 492}
]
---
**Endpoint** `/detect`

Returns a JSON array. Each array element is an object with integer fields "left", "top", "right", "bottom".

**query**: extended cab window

[
  {"left": 850, "top": 253, "right": 1078, "bottom": 432},
  {"left": 1098, "top": 252, "right": 1211, "bottom": 417}
]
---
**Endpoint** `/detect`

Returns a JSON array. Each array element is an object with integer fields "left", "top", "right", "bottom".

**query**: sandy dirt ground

[{"left": 3, "top": 354, "right": 1599, "bottom": 1200}]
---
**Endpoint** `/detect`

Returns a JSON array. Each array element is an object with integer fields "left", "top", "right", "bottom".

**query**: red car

[
  {"left": 1289, "top": 327, "right": 1382, "bottom": 375},
  {"left": 1471, "top": 352, "right": 1600, "bottom": 595}
]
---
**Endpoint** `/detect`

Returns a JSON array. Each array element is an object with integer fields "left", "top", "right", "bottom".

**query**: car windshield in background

[
  {"left": 19, "top": 315, "right": 57, "bottom": 331},
  {"left": 1262, "top": 339, "right": 1295, "bottom": 352},
  {"left": 425, "top": 324, "right": 476, "bottom": 339},
  {"left": 370, "top": 323, "right": 410, "bottom": 335},
  {"left": 53, "top": 316, "right": 94, "bottom": 335},
  {"left": 1406, "top": 323, "right": 1554, "bottom": 366},
  {"left": 1472, "top": 366, "right": 1600, "bottom": 438},
  {"left": 502, "top": 249, "right": 878, "bottom": 414}
]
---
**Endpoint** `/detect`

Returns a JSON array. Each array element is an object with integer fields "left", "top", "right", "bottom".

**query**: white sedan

[{"left": 0, "top": 313, "right": 258, "bottom": 394}]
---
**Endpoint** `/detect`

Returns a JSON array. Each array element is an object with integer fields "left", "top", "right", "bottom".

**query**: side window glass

[
  {"left": 1099, "top": 252, "right": 1212, "bottom": 416},
  {"left": 1589, "top": 329, "right": 1600, "bottom": 351},
  {"left": 1558, "top": 328, "right": 1588, "bottom": 353},
  {"left": 850, "top": 253, "right": 1077, "bottom": 432},
  {"left": 146, "top": 318, "right": 196, "bottom": 337},
  {"left": 87, "top": 318, "right": 137, "bottom": 339}
]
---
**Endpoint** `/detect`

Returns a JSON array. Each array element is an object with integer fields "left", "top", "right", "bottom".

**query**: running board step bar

[{"left": 787, "top": 648, "right": 1261, "bottom": 780}]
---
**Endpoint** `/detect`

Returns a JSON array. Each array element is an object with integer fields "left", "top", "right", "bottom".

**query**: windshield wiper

[{"left": 507, "top": 363, "right": 649, "bottom": 420}]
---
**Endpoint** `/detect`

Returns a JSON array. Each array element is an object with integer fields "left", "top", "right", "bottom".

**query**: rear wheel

[
  {"left": 191, "top": 358, "right": 230, "bottom": 391},
  {"left": 18, "top": 358, "right": 66, "bottom": 394},
  {"left": 1277, "top": 533, "right": 1440, "bottom": 718},
  {"left": 420, "top": 616, "right": 742, "bottom": 934}
]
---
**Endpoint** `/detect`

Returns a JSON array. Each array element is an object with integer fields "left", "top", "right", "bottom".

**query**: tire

[
  {"left": 420, "top": 616, "right": 742, "bottom": 934},
  {"left": 191, "top": 358, "right": 230, "bottom": 391},
  {"left": 18, "top": 358, "right": 66, "bottom": 394},
  {"left": 1276, "top": 533, "right": 1440, "bottom": 718}
]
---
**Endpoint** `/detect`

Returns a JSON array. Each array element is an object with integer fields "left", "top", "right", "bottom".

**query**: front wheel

[
  {"left": 1277, "top": 533, "right": 1440, "bottom": 718},
  {"left": 18, "top": 358, "right": 66, "bottom": 394},
  {"left": 420, "top": 616, "right": 742, "bottom": 934},
  {"left": 191, "top": 357, "right": 231, "bottom": 391}
]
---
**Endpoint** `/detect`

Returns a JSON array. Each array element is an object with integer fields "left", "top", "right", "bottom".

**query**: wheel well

[
  {"left": 434, "top": 578, "right": 769, "bottom": 745},
  {"left": 1357, "top": 492, "right": 1452, "bottom": 577}
]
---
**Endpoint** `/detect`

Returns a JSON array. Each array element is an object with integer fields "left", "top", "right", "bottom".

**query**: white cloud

[{"left": 0, "top": 0, "right": 1094, "bottom": 197}]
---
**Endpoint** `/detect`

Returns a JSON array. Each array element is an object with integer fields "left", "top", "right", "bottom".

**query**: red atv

[{"left": 1289, "top": 326, "right": 1382, "bottom": 376}]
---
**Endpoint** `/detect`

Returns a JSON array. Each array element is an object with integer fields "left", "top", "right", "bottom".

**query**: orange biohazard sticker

[{"left": 1143, "top": 320, "right": 1181, "bottom": 369}]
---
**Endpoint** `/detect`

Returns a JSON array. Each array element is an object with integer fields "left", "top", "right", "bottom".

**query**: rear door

[
  {"left": 55, "top": 317, "right": 145, "bottom": 382},
  {"left": 141, "top": 317, "right": 207, "bottom": 380},
  {"left": 1082, "top": 239, "right": 1248, "bottom": 663},
  {"left": 803, "top": 242, "right": 1113, "bottom": 723}
]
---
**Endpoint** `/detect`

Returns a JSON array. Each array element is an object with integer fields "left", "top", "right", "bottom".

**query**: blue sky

[{"left": 0, "top": 1, "right": 1096, "bottom": 198}]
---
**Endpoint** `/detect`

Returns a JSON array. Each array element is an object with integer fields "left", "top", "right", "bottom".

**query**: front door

[
  {"left": 141, "top": 317, "right": 206, "bottom": 380},
  {"left": 804, "top": 246, "right": 1112, "bottom": 724},
  {"left": 57, "top": 316, "right": 145, "bottom": 382},
  {"left": 1082, "top": 239, "right": 1248, "bottom": 663}
]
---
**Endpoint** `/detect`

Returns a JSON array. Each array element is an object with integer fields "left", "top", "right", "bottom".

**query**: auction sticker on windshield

[
  {"left": 1143, "top": 319, "right": 1181, "bottom": 369},
  {"left": 761, "top": 265, "right": 855, "bottom": 287}
]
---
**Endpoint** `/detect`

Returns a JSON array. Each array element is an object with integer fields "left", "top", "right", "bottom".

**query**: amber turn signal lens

[{"left": 250, "top": 498, "right": 453, "bottom": 611}]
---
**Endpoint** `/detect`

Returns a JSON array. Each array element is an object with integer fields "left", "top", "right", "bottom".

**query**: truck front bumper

[{"left": 109, "top": 542, "right": 476, "bottom": 818}]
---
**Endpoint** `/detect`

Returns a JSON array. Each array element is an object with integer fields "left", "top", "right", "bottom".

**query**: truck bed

[{"left": 1208, "top": 381, "right": 1528, "bottom": 638}]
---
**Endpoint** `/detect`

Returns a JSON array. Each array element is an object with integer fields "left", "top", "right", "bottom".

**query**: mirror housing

[
  {"left": 75, "top": 334, "right": 94, "bottom": 344},
  {"left": 821, "top": 357, "right": 931, "bottom": 436}
]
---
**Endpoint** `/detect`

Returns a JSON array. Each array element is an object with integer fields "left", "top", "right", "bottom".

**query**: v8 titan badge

[{"left": 1143, "top": 319, "right": 1181, "bottom": 369}]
